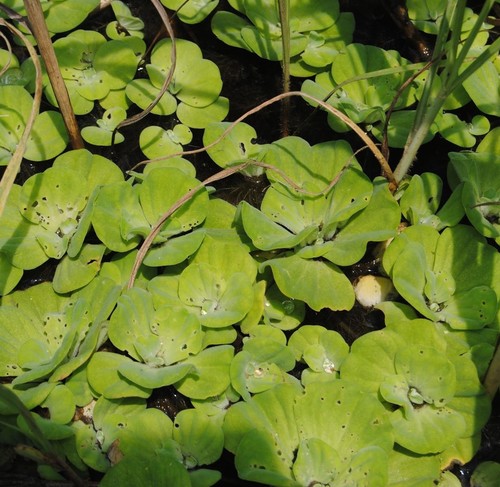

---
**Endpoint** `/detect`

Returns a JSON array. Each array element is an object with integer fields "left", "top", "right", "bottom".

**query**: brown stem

[
  {"left": 23, "top": 0, "right": 84, "bottom": 149},
  {"left": 114, "top": 0, "right": 176, "bottom": 135}
]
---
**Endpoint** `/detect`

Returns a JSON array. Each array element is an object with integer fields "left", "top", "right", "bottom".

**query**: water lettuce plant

[
  {"left": 0, "top": 1, "right": 499, "bottom": 485},
  {"left": 212, "top": 0, "right": 354, "bottom": 76},
  {"left": 0, "top": 85, "right": 68, "bottom": 164},
  {"left": 239, "top": 136, "right": 400, "bottom": 310},
  {"left": 48, "top": 30, "right": 145, "bottom": 115}
]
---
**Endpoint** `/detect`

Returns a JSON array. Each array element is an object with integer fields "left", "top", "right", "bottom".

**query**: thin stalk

[
  {"left": 393, "top": 0, "right": 498, "bottom": 183},
  {"left": 23, "top": 0, "right": 84, "bottom": 149},
  {"left": 278, "top": 0, "right": 290, "bottom": 136},
  {"left": 0, "top": 20, "right": 42, "bottom": 218},
  {"left": 114, "top": 0, "right": 176, "bottom": 133},
  {"left": 443, "top": 0, "right": 465, "bottom": 83},
  {"left": 451, "top": 0, "right": 495, "bottom": 80}
]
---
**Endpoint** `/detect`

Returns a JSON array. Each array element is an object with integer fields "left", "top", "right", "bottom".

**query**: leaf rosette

[
  {"left": 382, "top": 224, "right": 499, "bottom": 329},
  {"left": 126, "top": 38, "right": 229, "bottom": 131},
  {"left": 341, "top": 319, "right": 492, "bottom": 457},
  {"left": 49, "top": 30, "right": 145, "bottom": 114},
  {"left": 240, "top": 137, "right": 400, "bottom": 311},
  {"left": 211, "top": 0, "right": 354, "bottom": 75},
  {"left": 223, "top": 381, "right": 393, "bottom": 486}
]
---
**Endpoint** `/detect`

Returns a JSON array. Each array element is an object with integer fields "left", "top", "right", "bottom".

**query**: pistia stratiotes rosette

[
  {"left": 211, "top": 0, "right": 354, "bottom": 76},
  {"left": 239, "top": 136, "right": 400, "bottom": 311},
  {"left": 341, "top": 318, "right": 492, "bottom": 460}
]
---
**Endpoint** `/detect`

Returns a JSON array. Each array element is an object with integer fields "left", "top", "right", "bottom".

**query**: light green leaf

[
  {"left": 177, "top": 96, "right": 229, "bottom": 129},
  {"left": 175, "top": 345, "right": 234, "bottom": 399},
  {"left": 100, "top": 449, "right": 190, "bottom": 487},
  {"left": 139, "top": 167, "right": 208, "bottom": 239},
  {"left": 53, "top": 243, "right": 106, "bottom": 293},
  {"left": 262, "top": 254, "right": 355, "bottom": 311},
  {"left": 292, "top": 438, "right": 339, "bottom": 486},
  {"left": 160, "top": 0, "right": 219, "bottom": 24},
  {"left": 204, "top": 121, "right": 262, "bottom": 168},
  {"left": 173, "top": 408, "right": 224, "bottom": 467},
  {"left": 118, "top": 362, "right": 195, "bottom": 389},
  {"left": 143, "top": 229, "right": 205, "bottom": 267},
  {"left": 179, "top": 262, "right": 254, "bottom": 328},
  {"left": 25, "top": 111, "right": 68, "bottom": 161},
  {"left": 87, "top": 352, "right": 152, "bottom": 399}
]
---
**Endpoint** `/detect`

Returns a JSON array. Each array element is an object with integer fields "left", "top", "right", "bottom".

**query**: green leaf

[
  {"left": 87, "top": 352, "right": 152, "bottom": 399},
  {"left": 262, "top": 254, "right": 355, "bottom": 311},
  {"left": 391, "top": 405, "right": 466, "bottom": 454},
  {"left": 40, "top": 384, "right": 75, "bottom": 424},
  {"left": 126, "top": 78, "right": 177, "bottom": 115},
  {"left": 100, "top": 449, "right": 190, "bottom": 487},
  {"left": 143, "top": 229, "right": 205, "bottom": 267},
  {"left": 92, "top": 181, "right": 145, "bottom": 252},
  {"left": 462, "top": 59, "right": 500, "bottom": 116},
  {"left": 436, "top": 113, "right": 476, "bottom": 147},
  {"left": 118, "top": 362, "right": 195, "bottom": 389},
  {"left": 19, "top": 166, "right": 87, "bottom": 259},
  {"left": 261, "top": 283, "right": 306, "bottom": 331},
  {"left": 235, "top": 428, "right": 299, "bottom": 485},
  {"left": 25, "top": 111, "right": 68, "bottom": 161},
  {"left": 330, "top": 44, "right": 409, "bottom": 117},
  {"left": 53, "top": 243, "right": 106, "bottom": 293},
  {"left": 0, "top": 282, "right": 80, "bottom": 382},
  {"left": 295, "top": 381, "right": 393, "bottom": 459},
  {"left": 139, "top": 124, "right": 192, "bottom": 159},
  {"left": 448, "top": 152, "right": 500, "bottom": 242},
  {"left": 139, "top": 167, "right": 208, "bottom": 239},
  {"left": 240, "top": 201, "right": 317, "bottom": 250},
  {"left": 436, "top": 286, "right": 497, "bottom": 330},
  {"left": 81, "top": 107, "right": 126, "bottom": 145},
  {"left": 109, "top": 287, "right": 202, "bottom": 365},
  {"left": 323, "top": 178, "right": 400, "bottom": 265},
  {"left": 0, "top": 185, "right": 49, "bottom": 270},
  {"left": 288, "top": 325, "right": 349, "bottom": 375},
  {"left": 372, "top": 110, "right": 436, "bottom": 149},
  {"left": 177, "top": 96, "right": 229, "bottom": 129},
  {"left": 106, "top": 0, "right": 145, "bottom": 39},
  {"left": 44, "top": 0, "right": 101, "bottom": 34},
  {"left": 173, "top": 408, "right": 224, "bottom": 467},
  {"left": 292, "top": 438, "right": 339, "bottom": 486},
  {"left": 160, "top": 0, "right": 219, "bottom": 24},
  {"left": 178, "top": 262, "right": 255, "bottom": 327},
  {"left": 0, "top": 253, "right": 23, "bottom": 296},
  {"left": 175, "top": 345, "right": 234, "bottom": 399},
  {"left": 203, "top": 121, "right": 262, "bottom": 168},
  {"left": 223, "top": 383, "right": 301, "bottom": 457}
]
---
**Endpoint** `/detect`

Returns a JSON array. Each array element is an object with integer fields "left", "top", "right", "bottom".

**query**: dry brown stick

[
  {"left": 23, "top": 0, "right": 84, "bottom": 149},
  {"left": 0, "top": 19, "right": 42, "bottom": 218}
]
